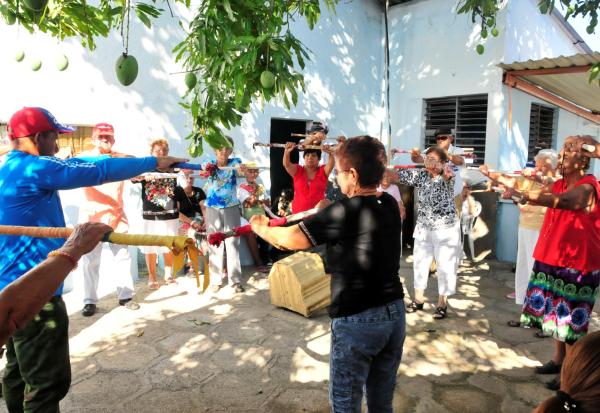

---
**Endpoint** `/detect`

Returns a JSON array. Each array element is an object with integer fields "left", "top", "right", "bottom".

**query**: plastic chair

[{"left": 461, "top": 200, "right": 482, "bottom": 260}]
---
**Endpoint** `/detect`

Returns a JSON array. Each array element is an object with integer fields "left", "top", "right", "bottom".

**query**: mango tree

[{"left": 0, "top": 0, "right": 337, "bottom": 154}]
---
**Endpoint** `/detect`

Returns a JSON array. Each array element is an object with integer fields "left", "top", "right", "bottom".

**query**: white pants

[
  {"left": 515, "top": 227, "right": 539, "bottom": 305},
  {"left": 82, "top": 242, "right": 133, "bottom": 304},
  {"left": 206, "top": 206, "right": 242, "bottom": 286},
  {"left": 413, "top": 223, "right": 460, "bottom": 296}
]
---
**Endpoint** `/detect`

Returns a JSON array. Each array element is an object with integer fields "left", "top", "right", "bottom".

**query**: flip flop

[{"left": 148, "top": 281, "right": 160, "bottom": 290}]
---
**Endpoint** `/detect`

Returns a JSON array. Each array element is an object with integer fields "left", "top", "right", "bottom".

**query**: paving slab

[{"left": 0, "top": 258, "right": 598, "bottom": 413}]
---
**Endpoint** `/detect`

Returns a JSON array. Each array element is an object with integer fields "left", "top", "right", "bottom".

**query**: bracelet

[{"left": 48, "top": 250, "right": 78, "bottom": 270}]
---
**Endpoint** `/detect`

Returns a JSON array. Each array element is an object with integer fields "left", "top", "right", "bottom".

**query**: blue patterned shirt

[{"left": 203, "top": 157, "right": 241, "bottom": 208}]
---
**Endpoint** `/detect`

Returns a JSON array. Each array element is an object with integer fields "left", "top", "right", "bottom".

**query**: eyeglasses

[{"left": 436, "top": 135, "right": 451, "bottom": 141}]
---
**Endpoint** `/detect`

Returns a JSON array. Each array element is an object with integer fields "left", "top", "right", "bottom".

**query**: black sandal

[
  {"left": 433, "top": 306, "right": 447, "bottom": 320},
  {"left": 405, "top": 301, "right": 424, "bottom": 313},
  {"left": 507, "top": 320, "right": 521, "bottom": 328}
]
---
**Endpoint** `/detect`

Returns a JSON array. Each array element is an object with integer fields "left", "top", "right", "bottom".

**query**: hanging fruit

[
  {"left": 15, "top": 50, "right": 25, "bottom": 62},
  {"left": 56, "top": 54, "right": 69, "bottom": 71},
  {"left": 185, "top": 72, "right": 197, "bottom": 90},
  {"left": 23, "top": 0, "right": 48, "bottom": 12},
  {"left": 476, "top": 44, "right": 485, "bottom": 55},
  {"left": 260, "top": 70, "right": 275, "bottom": 89},
  {"left": 115, "top": 53, "right": 138, "bottom": 86},
  {"left": 31, "top": 59, "right": 42, "bottom": 71},
  {"left": 3, "top": 11, "right": 16, "bottom": 25}
]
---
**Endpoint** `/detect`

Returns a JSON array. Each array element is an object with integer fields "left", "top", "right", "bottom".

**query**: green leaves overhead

[
  {"left": 0, "top": 0, "right": 337, "bottom": 155},
  {"left": 456, "top": 0, "right": 600, "bottom": 83},
  {"left": 174, "top": 0, "right": 336, "bottom": 155}
]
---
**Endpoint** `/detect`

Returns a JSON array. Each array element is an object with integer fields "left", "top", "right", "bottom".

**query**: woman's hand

[
  {"left": 410, "top": 148, "right": 422, "bottom": 163},
  {"left": 322, "top": 144, "right": 334, "bottom": 155},
  {"left": 576, "top": 136, "right": 600, "bottom": 158},
  {"left": 521, "top": 167, "right": 536, "bottom": 177},
  {"left": 250, "top": 214, "right": 270, "bottom": 235},
  {"left": 443, "top": 164, "right": 454, "bottom": 180},
  {"left": 479, "top": 164, "right": 490, "bottom": 176},
  {"left": 284, "top": 142, "right": 296, "bottom": 154}
]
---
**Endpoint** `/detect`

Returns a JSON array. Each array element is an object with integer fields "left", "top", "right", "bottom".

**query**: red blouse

[
  {"left": 533, "top": 175, "right": 600, "bottom": 273},
  {"left": 292, "top": 165, "right": 328, "bottom": 214}
]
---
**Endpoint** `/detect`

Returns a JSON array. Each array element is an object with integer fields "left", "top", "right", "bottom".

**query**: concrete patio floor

[{"left": 1, "top": 255, "right": 598, "bottom": 413}]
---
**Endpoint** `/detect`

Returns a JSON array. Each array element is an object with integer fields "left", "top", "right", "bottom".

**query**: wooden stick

[
  {"left": 387, "top": 164, "right": 425, "bottom": 169},
  {"left": 252, "top": 142, "right": 335, "bottom": 151},
  {"left": 0, "top": 226, "right": 208, "bottom": 290},
  {"left": 208, "top": 207, "right": 320, "bottom": 246}
]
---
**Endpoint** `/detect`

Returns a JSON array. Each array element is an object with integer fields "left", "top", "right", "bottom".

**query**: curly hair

[{"left": 334, "top": 135, "right": 386, "bottom": 187}]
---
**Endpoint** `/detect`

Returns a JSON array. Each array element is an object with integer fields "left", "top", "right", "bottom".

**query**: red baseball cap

[
  {"left": 7, "top": 107, "right": 76, "bottom": 139},
  {"left": 92, "top": 123, "right": 114, "bottom": 138}
]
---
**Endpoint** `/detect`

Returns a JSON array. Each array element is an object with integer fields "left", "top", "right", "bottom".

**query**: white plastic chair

[{"left": 461, "top": 200, "right": 482, "bottom": 260}]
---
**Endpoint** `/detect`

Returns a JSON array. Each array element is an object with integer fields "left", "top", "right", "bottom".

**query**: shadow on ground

[{"left": 2, "top": 256, "right": 593, "bottom": 413}]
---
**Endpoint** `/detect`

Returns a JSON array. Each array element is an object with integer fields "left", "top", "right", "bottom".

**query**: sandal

[
  {"left": 165, "top": 277, "right": 177, "bottom": 284},
  {"left": 405, "top": 301, "right": 424, "bottom": 313},
  {"left": 433, "top": 306, "right": 448, "bottom": 320},
  {"left": 256, "top": 265, "right": 270, "bottom": 274},
  {"left": 507, "top": 320, "right": 521, "bottom": 328},
  {"left": 148, "top": 281, "right": 160, "bottom": 290}
]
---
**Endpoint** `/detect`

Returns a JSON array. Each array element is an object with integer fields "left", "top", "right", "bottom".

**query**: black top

[
  {"left": 140, "top": 176, "right": 179, "bottom": 221},
  {"left": 299, "top": 192, "right": 404, "bottom": 318},
  {"left": 174, "top": 186, "right": 206, "bottom": 218}
]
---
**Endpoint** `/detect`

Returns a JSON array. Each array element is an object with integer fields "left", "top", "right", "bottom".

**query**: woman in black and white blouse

[{"left": 392, "top": 146, "right": 459, "bottom": 319}]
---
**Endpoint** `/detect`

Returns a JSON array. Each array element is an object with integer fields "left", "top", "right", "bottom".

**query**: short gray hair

[{"left": 534, "top": 149, "right": 558, "bottom": 169}]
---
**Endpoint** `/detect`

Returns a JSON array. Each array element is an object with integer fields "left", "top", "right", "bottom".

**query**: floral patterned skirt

[{"left": 520, "top": 260, "right": 600, "bottom": 344}]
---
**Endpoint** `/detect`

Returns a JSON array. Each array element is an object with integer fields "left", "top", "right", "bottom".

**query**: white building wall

[
  {"left": 503, "top": 0, "right": 582, "bottom": 63},
  {"left": 386, "top": 0, "right": 507, "bottom": 165},
  {"left": 498, "top": 0, "right": 590, "bottom": 173},
  {"left": 230, "top": 0, "right": 385, "bottom": 172},
  {"left": 0, "top": 0, "right": 384, "bottom": 170}
]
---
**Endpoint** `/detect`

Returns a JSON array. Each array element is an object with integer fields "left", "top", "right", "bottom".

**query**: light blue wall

[{"left": 495, "top": 201, "right": 520, "bottom": 262}]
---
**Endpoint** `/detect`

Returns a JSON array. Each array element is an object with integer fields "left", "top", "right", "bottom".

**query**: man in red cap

[
  {"left": 79, "top": 123, "right": 139, "bottom": 317},
  {"left": 0, "top": 107, "right": 186, "bottom": 412}
]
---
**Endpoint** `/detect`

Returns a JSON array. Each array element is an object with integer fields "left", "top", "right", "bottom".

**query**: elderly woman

[
  {"left": 481, "top": 136, "right": 600, "bottom": 390},
  {"left": 391, "top": 146, "right": 458, "bottom": 319},
  {"left": 283, "top": 141, "right": 335, "bottom": 214},
  {"left": 504, "top": 149, "right": 558, "bottom": 308},
  {"left": 135, "top": 138, "right": 180, "bottom": 289},
  {"left": 251, "top": 136, "right": 405, "bottom": 412}
]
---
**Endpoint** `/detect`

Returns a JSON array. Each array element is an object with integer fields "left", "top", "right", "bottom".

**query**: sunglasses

[{"left": 436, "top": 135, "right": 451, "bottom": 141}]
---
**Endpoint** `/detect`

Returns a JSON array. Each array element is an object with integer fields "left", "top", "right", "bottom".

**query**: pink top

[
  {"left": 292, "top": 165, "right": 328, "bottom": 214},
  {"left": 533, "top": 175, "right": 600, "bottom": 273}
]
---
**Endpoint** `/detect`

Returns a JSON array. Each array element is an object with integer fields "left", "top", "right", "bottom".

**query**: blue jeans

[{"left": 329, "top": 299, "right": 406, "bottom": 413}]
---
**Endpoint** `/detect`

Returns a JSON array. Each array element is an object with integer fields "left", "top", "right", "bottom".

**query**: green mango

[
  {"left": 115, "top": 53, "right": 138, "bottom": 86},
  {"left": 4, "top": 11, "right": 16, "bottom": 25},
  {"left": 31, "top": 59, "right": 42, "bottom": 71},
  {"left": 56, "top": 54, "right": 69, "bottom": 71},
  {"left": 23, "top": 0, "right": 48, "bottom": 12},
  {"left": 476, "top": 44, "right": 485, "bottom": 55},
  {"left": 260, "top": 70, "right": 275, "bottom": 89},
  {"left": 15, "top": 50, "right": 25, "bottom": 62},
  {"left": 185, "top": 72, "right": 197, "bottom": 89},
  {"left": 491, "top": 28, "right": 499, "bottom": 37}
]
